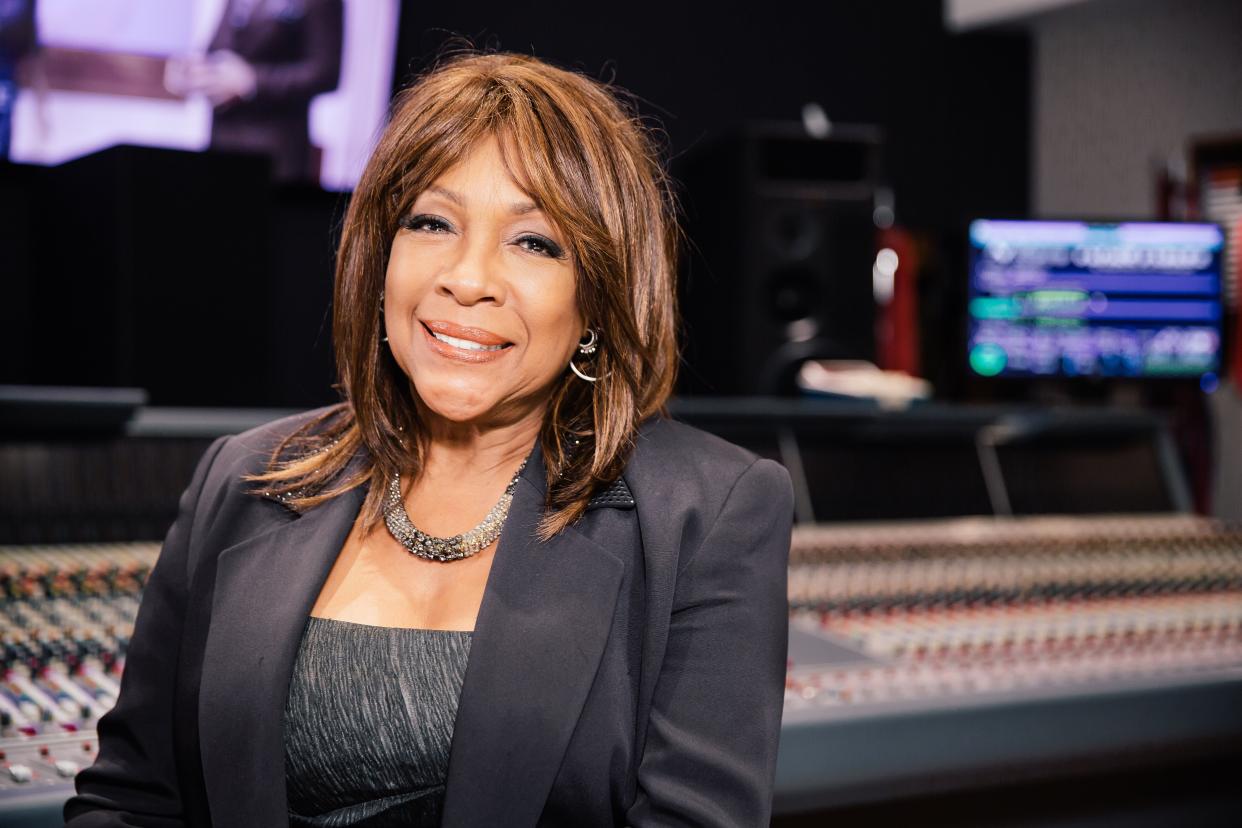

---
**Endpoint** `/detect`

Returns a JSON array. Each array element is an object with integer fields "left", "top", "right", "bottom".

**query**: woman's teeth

[{"left": 432, "top": 331, "right": 507, "bottom": 351}]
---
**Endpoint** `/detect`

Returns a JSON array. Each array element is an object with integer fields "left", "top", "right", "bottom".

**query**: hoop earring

[
  {"left": 570, "top": 328, "right": 599, "bottom": 382},
  {"left": 570, "top": 361, "right": 598, "bottom": 382},
  {"left": 379, "top": 290, "right": 388, "bottom": 343}
]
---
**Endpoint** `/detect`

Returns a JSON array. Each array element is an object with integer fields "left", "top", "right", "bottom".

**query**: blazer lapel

[
  {"left": 198, "top": 481, "right": 366, "bottom": 827},
  {"left": 441, "top": 456, "right": 627, "bottom": 828}
]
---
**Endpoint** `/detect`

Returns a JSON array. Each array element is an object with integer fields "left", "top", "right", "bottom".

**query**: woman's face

[{"left": 384, "top": 135, "right": 583, "bottom": 427}]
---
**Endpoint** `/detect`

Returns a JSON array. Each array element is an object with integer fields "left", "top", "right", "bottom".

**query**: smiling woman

[
  {"left": 384, "top": 136, "right": 584, "bottom": 429},
  {"left": 65, "top": 52, "right": 793, "bottom": 828}
]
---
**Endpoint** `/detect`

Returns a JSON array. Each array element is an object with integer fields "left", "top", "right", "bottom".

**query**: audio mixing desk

[
  {"left": 2, "top": 516, "right": 1241, "bottom": 825},
  {"left": 776, "top": 514, "right": 1242, "bottom": 815}
]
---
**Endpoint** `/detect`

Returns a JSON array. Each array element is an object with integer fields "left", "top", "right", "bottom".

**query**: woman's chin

[
  {"left": 410, "top": 364, "right": 558, "bottom": 429},
  {"left": 417, "top": 392, "right": 496, "bottom": 425},
  {"left": 413, "top": 377, "right": 520, "bottom": 426}
]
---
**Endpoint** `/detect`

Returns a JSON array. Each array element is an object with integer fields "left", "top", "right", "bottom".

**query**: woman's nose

[{"left": 436, "top": 240, "right": 506, "bottom": 305}]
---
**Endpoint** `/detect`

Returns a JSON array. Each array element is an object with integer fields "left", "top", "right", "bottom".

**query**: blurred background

[{"left": 3, "top": 0, "right": 1242, "bottom": 825}]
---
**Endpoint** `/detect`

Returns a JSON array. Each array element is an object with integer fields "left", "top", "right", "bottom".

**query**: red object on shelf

[{"left": 874, "top": 225, "right": 922, "bottom": 376}]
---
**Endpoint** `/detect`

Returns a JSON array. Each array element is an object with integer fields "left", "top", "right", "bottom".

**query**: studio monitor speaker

[{"left": 678, "top": 123, "right": 884, "bottom": 395}]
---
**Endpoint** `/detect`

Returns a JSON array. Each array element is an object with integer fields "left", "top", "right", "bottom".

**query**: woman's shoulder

[
  {"left": 198, "top": 404, "right": 349, "bottom": 494},
  {"left": 625, "top": 416, "right": 791, "bottom": 523},
  {"left": 219, "top": 403, "right": 345, "bottom": 458},
  {"left": 632, "top": 416, "right": 759, "bottom": 475}
]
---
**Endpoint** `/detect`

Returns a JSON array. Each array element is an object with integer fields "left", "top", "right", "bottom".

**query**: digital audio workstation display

[{"left": 967, "top": 220, "right": 1224, "bottom": 379}]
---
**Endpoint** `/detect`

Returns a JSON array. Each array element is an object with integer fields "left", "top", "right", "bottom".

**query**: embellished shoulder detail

[
  {"left": 255, "top": 434, "right": 347, "bottom": 513},
  {"left": 586, "top": 477, "right": 635, "bottom": 511},
  {"left": 259, "top": 487, "right": 310, "bottom": 512}
]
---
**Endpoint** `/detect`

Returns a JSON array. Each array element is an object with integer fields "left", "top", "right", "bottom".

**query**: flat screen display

[
  {"left": 967, "top": 220, "right": 1224, "bottom": 379},
  {"left": 5, "top": 0, "right": 398, "bottom": 189}
]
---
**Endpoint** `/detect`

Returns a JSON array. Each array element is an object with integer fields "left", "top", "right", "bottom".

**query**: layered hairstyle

[{"left": 247, "top": 51, "right": 680, "bottom": 538}]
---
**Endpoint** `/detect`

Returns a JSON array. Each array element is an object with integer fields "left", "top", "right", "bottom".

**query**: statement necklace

[{"left": 383, "top": 460, "right": 527, "bottom": 562}]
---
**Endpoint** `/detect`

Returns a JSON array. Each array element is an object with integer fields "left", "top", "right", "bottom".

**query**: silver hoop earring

[
  {"left": 570, "top": 361, "right": 598, "bottom": 382},
  {"left": 570, "top": 328, "right": 599, "bottom": 382}
]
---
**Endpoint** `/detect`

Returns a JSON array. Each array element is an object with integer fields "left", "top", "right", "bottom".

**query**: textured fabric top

[{"left": 284, "top": 616, "right": 472, "bottom": 827}]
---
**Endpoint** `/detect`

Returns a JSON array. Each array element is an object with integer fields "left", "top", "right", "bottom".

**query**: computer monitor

[{"left": 967, "top": 220, "right": 1224, "bottom": 380}]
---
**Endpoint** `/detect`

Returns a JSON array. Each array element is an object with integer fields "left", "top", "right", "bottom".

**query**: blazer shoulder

[
  {"left": 199, "top": 404, "right": 349, "bottom": 497},
  {"left": 632, "top": 416, "right": 762, "bottom": 480},
  {"left": 627, "top": 416, "right": 786, "bottom": 527}
]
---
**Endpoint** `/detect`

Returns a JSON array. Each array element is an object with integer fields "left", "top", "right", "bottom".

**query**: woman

[{"left": 66, "top": 52, "right": 793, "bottom": 827}]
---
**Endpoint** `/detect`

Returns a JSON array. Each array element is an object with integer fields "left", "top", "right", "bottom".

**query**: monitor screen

[
  {"left": 6, "top": 0, "right": 398, "bottom": 189},
  {"left": 967, "top": 220, "right": 1224, "bottom": 380}
]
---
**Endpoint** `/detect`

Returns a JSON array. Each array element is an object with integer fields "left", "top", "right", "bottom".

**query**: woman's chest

[
  {"left": 310, "top": 517, "right": 498, "bottom": 630},
  {"left": 284, "top": 617, "right": 472, "bottom": 825}
]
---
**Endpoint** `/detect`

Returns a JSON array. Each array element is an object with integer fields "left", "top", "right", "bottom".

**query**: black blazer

[{"left": 65, "top": 408, "right": 794, "bottom": 827}]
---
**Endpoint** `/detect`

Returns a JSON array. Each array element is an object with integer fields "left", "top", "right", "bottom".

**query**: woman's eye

[
  {"left": 516, "top": 234, "right": 565, "bottom": 259},
  {"left": 399, "top": 214, "right": 452, "bottom": 233}
]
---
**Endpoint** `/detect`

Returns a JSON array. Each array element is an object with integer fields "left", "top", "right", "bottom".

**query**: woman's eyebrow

[
  {"left": 425, "top": 185, "right": 464, "bottom": 206},
  {"left": 423, "top": 185, "right": 539, "bottom": 216}
]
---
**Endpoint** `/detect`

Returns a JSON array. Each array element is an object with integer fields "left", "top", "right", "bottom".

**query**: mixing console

[
  {"left": 2, "top": 519, "right": 1241, "bottom": 823},
  {"left": 777, "top": 514, "right": 1242, "bottom": 814},
  {"left": 0, "top": 543, "right": 158, "bottom": 810},
  {"left": 786, "top": 515, "right": 1241, "bottom": 710}
]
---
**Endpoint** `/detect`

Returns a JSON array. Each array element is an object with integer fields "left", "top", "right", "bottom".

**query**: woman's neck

[{"left": 417, "top": 403, "right": 543, "bottom": 481}]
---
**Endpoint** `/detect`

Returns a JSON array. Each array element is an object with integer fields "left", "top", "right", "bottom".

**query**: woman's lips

[
  {"left": 420, "top": 320, "right": 514, "bottom": 363},
  {"left": 423, "top": 320, "right": 510, "bottom": 346}
]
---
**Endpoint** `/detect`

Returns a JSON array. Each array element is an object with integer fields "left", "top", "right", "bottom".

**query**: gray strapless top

[{"left": 284, "top": 616, "right": 472, "bottom": 827}]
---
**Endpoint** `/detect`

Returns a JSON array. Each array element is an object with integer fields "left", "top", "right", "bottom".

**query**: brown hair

[{"left": 246, "top": 51, "right": 680, "bottom": 538}]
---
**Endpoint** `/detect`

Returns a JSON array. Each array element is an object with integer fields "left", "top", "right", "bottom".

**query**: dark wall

[
  {"left": 0, "top": 149, "right": 345, "bottom": 409},
  {"left": 393, "top": 1, "right": 1030, "bottom": 232},
  {"left": 3, "top": 2, "right": 1029, "bottom": 408}
]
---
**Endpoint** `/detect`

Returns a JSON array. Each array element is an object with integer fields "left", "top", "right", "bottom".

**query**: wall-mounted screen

[
  {"left": 5, "top": 0, "right": 398, "bottom": 189},
  {"left": 967, "top": 220, "right": 1224, "bottom": 380}
]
